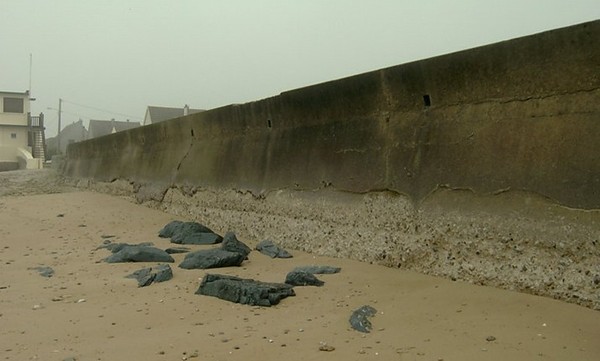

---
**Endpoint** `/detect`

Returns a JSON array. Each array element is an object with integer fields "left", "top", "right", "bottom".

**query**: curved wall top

[{"left": 64, "top": 21, "right": 600, "bottom": 209}]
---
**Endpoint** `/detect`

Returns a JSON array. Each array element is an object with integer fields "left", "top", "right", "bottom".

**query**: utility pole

[{"left": 57, "top": 98, "right": 62, "bottom": 154}]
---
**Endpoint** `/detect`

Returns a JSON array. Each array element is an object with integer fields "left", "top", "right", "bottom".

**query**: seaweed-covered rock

[
  {"left": 197, "top": 273, "right": 295, "bottom": 306},
  {"left": 159, "top": 221, "right": 221, "bottom": 245},
  {"left": 221, "top": 232, "right": 252, "bottom": 258},
  {"left": 285, "top": 271, "right": 324, "bottom": 286},
  {"left": 179, "top": 248, "right": 246, "bottom": 269},
  {"left": 126, "top": 264, "right": 173, "bottom": 287},
  {"left": 349, "top": 305, "right": 377, "bottom": 333},
  {"left": 104, "top": 245, "right": 175, "bottom": 263},
  {"left": 293, "top": 265, "right": 341, "bottom": 274},
  {"left": 256, "top": 240, "right": 293, "bottom": 258}
]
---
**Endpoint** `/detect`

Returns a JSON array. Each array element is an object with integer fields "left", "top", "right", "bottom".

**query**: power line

[
  {"left": 47, "top": 108, "right": 93, "bottom": 120},
  {"left": 62, "top": 99, "right": 142, "bottom": 120},
  {"left": 64, "top": 111, "right": 90, "bottom": 119}
]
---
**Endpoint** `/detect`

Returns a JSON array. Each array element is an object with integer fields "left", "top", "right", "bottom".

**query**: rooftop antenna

[{"left": 29, "top": 53, "right": 32, "bottom": 93}]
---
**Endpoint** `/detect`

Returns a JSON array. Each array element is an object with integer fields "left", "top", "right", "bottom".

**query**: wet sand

[{"left": 1, "top": 189, "right": 599, "bottom": 361}]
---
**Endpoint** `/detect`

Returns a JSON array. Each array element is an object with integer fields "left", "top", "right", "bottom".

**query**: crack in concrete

[
  {"left": 439, "top": 86, "right": 600, "bottom": 109},
  {"left": 335, "top": 148, "right": 368, "bottom": 154},
  {"left": 172, "top": 128, "right": 195, "bottom": 183},
  {"left": 497, "top": 86, "right": 600, "bottom": 104}
]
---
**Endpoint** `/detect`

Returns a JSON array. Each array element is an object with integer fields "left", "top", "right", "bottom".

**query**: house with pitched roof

[
  {"left": 87, "top": 119, "right": 141, "bottom": 139},
  {"left": 143, "top": 105, "right": 204, "bottom": 126},
  {"left": 46, "top": 119, "right": 88, "bottom": 156},
  {"left": 0, "top": 90, "right": 45, "bottom": 171}
]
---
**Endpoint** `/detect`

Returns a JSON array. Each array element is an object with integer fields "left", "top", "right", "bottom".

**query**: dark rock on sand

[
  {"left": 31, "top": 266, "right": 54, "bottom": 278},
  {"left": 152, "top": 264, "right": 174, "bottom": 282},
  {"left": 129, "top": 268, "right": 156, "bottom": 287},
  {"left": 159, "top": 220, "right": 199, "bottom": 238},
  {"left": 177, "top": 232, "right": 251, "bottom": 270},
  {"left": 98, "top": 242, "right": 154, "bottom": 253},
  {"left": 105, "top": 245, "right": 175, "bottom": 263},
  {"left": 293, "top": 265, "right": 341, "bottom": 274},
  {"left": 349, "top": 305, "right": 377, "bottom": 333},
  {"left": 179, "top": 248, "right": 246, "bottom": 269},
  {"left": 221, "top": 232, "right": 252, "bottom": 258},
  {"left": 256, "top": 240, "right": 293, "bottom": 258},
  {"left": 285, "top": 271, "right": 324, "bottom": 286},
  {"left": 165, "top": 246, "right": 191, "bottom": 254},
  {"left": 126, "top": 264, "right": 173, "bottom": 287},
  {"left": 172, "top": 231, "right": 222, "bottom": 245},
  {"left": 159, "top": 220, "right": 221, "bottom": 245},
  {"left": 197, "top": 273, "right": 295, "bottom": 306}
]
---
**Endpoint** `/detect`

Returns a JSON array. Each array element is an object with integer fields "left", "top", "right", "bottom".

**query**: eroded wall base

[{"left": 68, "top": 177, "right": 600, "bottom": 310}]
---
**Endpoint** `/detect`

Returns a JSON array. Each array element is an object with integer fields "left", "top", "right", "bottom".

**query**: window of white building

[{"left": 3, "top": 97, "right": 24, "bottom": 113}]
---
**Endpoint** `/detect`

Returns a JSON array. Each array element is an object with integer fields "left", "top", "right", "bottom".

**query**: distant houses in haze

[
  {"left": 143, "top": 105, "right": 204, "bottom": 126},
  {"left": 88, "top": 119, "right": 141, "bottom": 139},
  {"left": 47, "top": 104, "right": 203, "bottom": 157},
  {"left": 46, "top": 119, "right": 88, "bottom": 156},
  {"left": 46, "top": 118, "right": 140, "bottom": 157}
]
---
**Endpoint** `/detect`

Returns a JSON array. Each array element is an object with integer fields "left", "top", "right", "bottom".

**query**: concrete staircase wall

[{"left": 31, "top": 129, "right": 45, "bottom": 162}]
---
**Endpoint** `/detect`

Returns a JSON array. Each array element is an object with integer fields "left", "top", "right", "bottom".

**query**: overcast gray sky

[{"left": 2, "top": 1, "right": 598, "bottom": 137}]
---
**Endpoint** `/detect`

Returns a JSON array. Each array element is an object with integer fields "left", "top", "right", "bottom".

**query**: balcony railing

[{"left": 28, "top": 112, "right": 44, "bottom": 128}]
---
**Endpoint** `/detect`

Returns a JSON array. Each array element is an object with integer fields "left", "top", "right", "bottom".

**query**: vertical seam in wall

[{"left": 379, "top": 69, "right": 393, "bottom": 187}]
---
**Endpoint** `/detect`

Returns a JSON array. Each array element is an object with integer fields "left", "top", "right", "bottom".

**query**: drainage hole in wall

[
  {"left": 423, "top": 94, "right": 431, "bottom": 107},
  {"left": 267, "top": 119, "right": 272, "bottom": 128}
]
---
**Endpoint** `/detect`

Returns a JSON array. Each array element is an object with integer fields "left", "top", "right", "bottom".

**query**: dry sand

[{"left": 1, "top": 170, "right": 600, "bottom": 360}]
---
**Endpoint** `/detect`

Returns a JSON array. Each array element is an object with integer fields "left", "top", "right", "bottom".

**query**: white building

[{"left": 0, "top": 90, "right": 45, "bottom": 171}]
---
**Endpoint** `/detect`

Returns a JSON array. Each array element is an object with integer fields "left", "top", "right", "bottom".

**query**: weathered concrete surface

[{"left": 63, "top": 21, "right": 600, "bottom": 209}]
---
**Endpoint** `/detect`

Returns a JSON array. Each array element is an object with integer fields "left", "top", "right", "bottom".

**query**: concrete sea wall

[
  {"left": 62, "top": 21, "right": 600, "bottom": 308},
  {"left": 64, "top": 21, "right": 599, "bottom": 209}
]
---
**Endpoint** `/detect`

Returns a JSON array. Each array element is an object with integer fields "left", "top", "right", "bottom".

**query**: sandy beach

[{"left": 1, "top": 170, "right": 599, "bottom": 361}]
